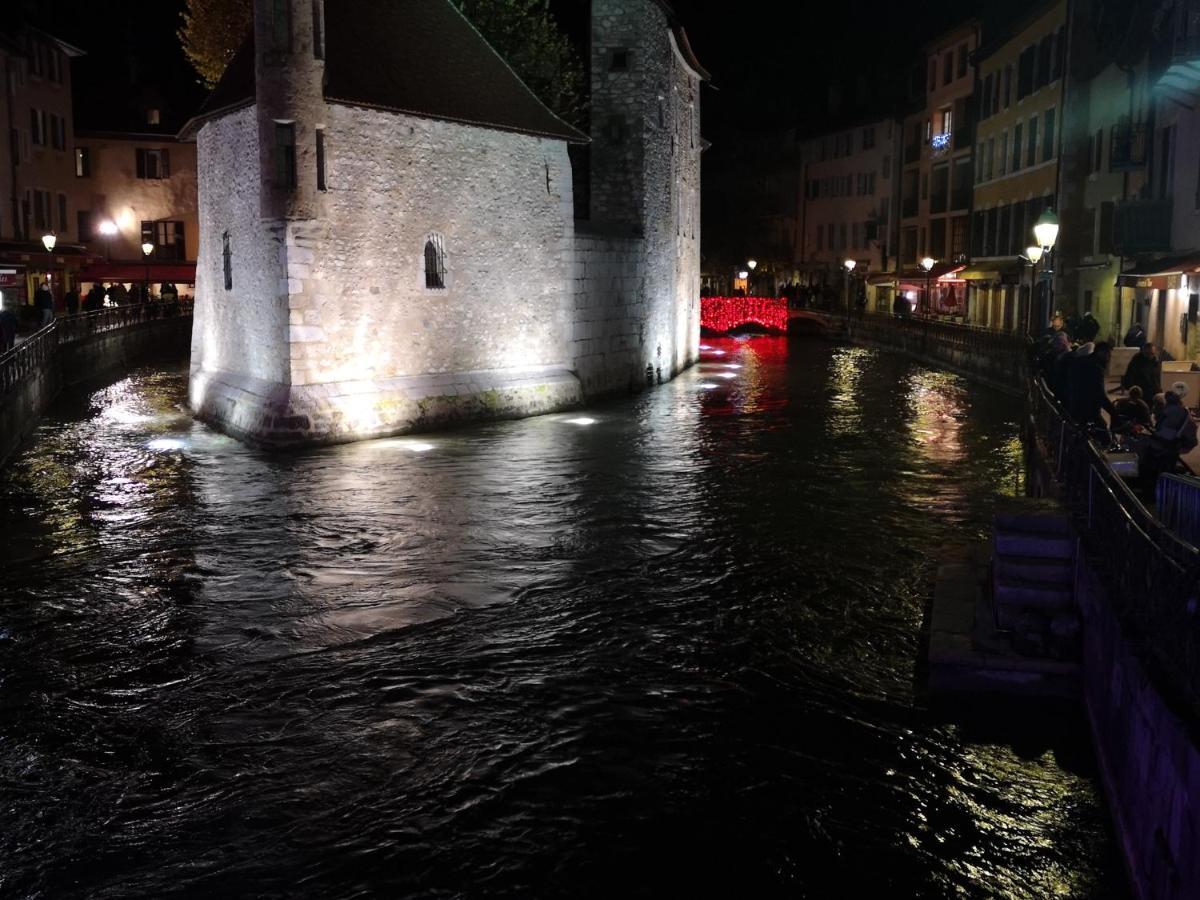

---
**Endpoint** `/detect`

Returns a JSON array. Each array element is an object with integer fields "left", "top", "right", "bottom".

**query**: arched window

[{"left": 423, "top": 234, "right": 445, "bottom": 290}]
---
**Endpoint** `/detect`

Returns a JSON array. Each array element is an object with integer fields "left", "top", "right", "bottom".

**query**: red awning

[{"left": 78, "top": 261, "right": 197, "bottom": 283}]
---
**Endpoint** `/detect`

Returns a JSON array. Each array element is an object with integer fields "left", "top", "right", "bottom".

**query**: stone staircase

[
  {"left": 991, "top": 509, "right": 1080, "bottom": 661},
  {"left": 927, "top": 498, "right": 1082, "bottom": 700}
]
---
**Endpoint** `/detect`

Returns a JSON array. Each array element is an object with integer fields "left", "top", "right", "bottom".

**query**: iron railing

[
  {"left": 0, "top": 300, "right": 192, "bottom": 400},
  {"left": 1029, "top": 377, "right": 1200, "bottom": 714}
]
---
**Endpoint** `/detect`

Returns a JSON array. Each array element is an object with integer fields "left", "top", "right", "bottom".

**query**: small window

[
  {"left": 77, "top": 209, "right": 92, "bottom": 241},
  {"left": 423, "top": 234, "right": 446, "bottom": 290},
  {"left": 75, "top": 146, "right": 90, "bottom": 177},
  {"left": 1042, "top": 108, "right": 1056, "bottom": 163},
  {"left": 136, "top": 147, "right": 170, "bottom": 179},
  {"left": 272, "top": 0, "right": 292, "bottom": 52},
  {"left": 58, "top": 193, "right": 67, "bottom": 232},
  {"left": 312, "top": 0, "right": 325, "bottom": 59},
  {"left": 222, "top": 231, "right": 233, "bottom": 290},
  {"left": 275, "top": 123, "right": 296, "bottom": 189},
  {"left": 316, "top": 127, "right": 326, "bottom": 191},
  {"left": 147, "top": 108, "right": 160, "bottom": 125},
  {"left": 609, "top": 48, "right": 629, "bottom": 72}
]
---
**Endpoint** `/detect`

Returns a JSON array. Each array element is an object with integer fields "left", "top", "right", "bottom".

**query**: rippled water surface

[{"left": 1, "top": 337, "right": 1124, "bottom": 897}]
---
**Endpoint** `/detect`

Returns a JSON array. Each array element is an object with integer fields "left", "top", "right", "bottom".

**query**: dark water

[{"left": 0, "top": 337, "right": 1124, "bottom": 898}]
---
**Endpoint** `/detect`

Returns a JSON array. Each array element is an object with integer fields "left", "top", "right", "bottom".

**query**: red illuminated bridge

[{"left": 700, "top": 296, "right": 837, "bottom": 335}]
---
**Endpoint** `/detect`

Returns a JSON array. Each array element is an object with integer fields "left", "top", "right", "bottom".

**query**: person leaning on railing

[
  {"left": 0, "top": 295, "right": 16, "bottom": 352},
  {"left": 1065, "top": 341, "right": 1116, "bottom": 433}
]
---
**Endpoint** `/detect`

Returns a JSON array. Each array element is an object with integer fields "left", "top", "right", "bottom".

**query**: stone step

[
  {"left": 993, "top": 512, "right": 1073, "bottom": 537},
  {"left": 993, "top": 553, "right": 1074, "bottom": 586},
  {"left": 994, "top": 530, "right": 1075, "bottom": 561},
  {"left": 993, "top": 577, "right": 1074, "bottom": 630}
]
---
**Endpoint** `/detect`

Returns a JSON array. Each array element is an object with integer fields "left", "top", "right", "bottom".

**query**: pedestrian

[
  {"left": 1076, "top": 310, "right": 1100, "bottom": 342},
  {"left": 1113, "top": 385, "right": 1152, "bottom": 432},
  {"left": 1040, "top": 332, "right": 1072, "bottom": 402},
  {"left": 1142, "top": 390, "right": 1199, "bottom": 487},
  {"left": 0, "top": 295, "right": 17, "bottom": 351},
  {"left": 85, "top": 283, "right": 104, "bottom": 312},
  {"left": 1066, "top": 341, "right": 1116, "bottom": 430},
  {"left": 65, "top": 286, "right": 79, "bottom": 315},
  {"left": 108, "top": 282, "right": 129, "bottom": 306},
  {"left": 1123, "top": 321, "right": 1147, "bottom": 348},
  {"left": 34, "top": 280, "right": 54, "bottom": 326},
  {"left": 1121, "top": 342, "right": 1162, "bottom": 400}
]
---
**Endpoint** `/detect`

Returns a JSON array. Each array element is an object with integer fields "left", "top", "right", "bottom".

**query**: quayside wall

[{"left": 0, "top": 304, "right": 192, "bottom": 468}]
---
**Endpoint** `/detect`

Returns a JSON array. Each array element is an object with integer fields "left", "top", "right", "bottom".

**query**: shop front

[{"left": 1115, "top": 256, "right": 1200, "bottom": 361}]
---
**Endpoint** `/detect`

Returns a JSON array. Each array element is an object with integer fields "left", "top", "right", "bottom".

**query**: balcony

[
  {"left": 1109, "top": 123, "right": 1149, "bottom": 170},
  {"left": 1155, "top": 3, "right": 1200, "bottom": 101},
  {"left": 1113, "top": 198, "right": 1173, "bottom": 254}
]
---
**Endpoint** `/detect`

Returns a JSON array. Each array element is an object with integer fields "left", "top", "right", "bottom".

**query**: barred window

[{"left": 423, "top": 234, "right": 445, "bottom": 290}]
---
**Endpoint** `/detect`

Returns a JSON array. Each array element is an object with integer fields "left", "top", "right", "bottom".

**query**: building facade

[
  {"left": 898, "top": 22, "right": 978, "bottom": 317},
  {"left": 967, "top": 0, "right": 1067, "bottom": 334},
  {"left": 185, "top": 0, "right": 704, "bottom": 447},
  {"left": 72, "top": 132, "right": 199, "bottom": 271},
  {"left": 800, "top": 117, "right": 900, "bottom": 310},
  {"left": 0, "top": 25, "right": 86, "bottom": 313}
]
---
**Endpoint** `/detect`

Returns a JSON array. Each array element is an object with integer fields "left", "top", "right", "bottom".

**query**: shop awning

[
  {"left": 1115, "top": 254, "right": 1200, "bottom": 289},
  {"left": 866, "top": 274, "right": 898, "bottom": 286},
  {"left": 958, "top": 260, "right": 1024, "bottom": 282},
  {"left": 77, "top": 260, "right": 197, "bottom": 284}
]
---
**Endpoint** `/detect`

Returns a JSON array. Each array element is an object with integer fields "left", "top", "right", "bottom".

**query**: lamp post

[
  {"left": 41, "top": 232, "right": 56, "bottom": 317},
  {"left": 98, "top": 219, "right": 117, "bottom": 262},
  {"left": 844, "top": 258, "right": 857, "bottom": 316},
  {"left": 1024, "top": 245, "right": 1044, "bottom": 337},
  {"left": 747, "top": 258, "right": 757, "bottom": 296},
  {"left": 142, "top": 241, "right": 154, "bottom": 305},
  {"left": 920, "top": 256, "right": 936, "bottom": 318},
  {"left": 1033, "top": 208, "right": 1059, "bottom": 332}
]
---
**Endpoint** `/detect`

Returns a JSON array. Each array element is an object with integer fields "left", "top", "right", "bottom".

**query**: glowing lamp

[
  {"left": 844, "top": 259, "right": 857, "bottom": 272},
  {"left": 920, "top": 257, "right": 935, "bottom": 272},
  {"left": 738, "top": 270, "right": 749, "bottom": 280},
  {"left": 142, "top": 241, "right": 154, "bottom": 257},
  {"left": 41, "top": 233, "right": 56, "bottom": 252},
  {"left": 1033, "top": 208, "right": 1059, "bottom": 250},
  {"left": 747, "top": 259, "right": 758, "bottom": 270},
  {"left": 1026, "top": 245, "right": 1044, "bottom": 264},
  {"left": 98, "top": 220, "right": 118, "bottom": 236}
]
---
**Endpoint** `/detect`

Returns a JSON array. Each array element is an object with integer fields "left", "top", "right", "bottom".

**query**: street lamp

[
  {"left": 142, "top": 241, "right": 154, "bottom": 305},
  {"left": 844, "top": 259, "right": 857, "bottom": 315},
  {"left": 1023, "top": 245, "right": 1044, "bottom": 336},
  {"left": 1032, "top": 208, "right": 1059, "bottom": 332},
  {"left": 98, "top": 219, "right": 117, "bottom": 261},
  {"left": 41, "top": 233, "right": 56, "bottom": 314},
  {"left": 920, "top": 256, "right": 936, "bottom": 318}
]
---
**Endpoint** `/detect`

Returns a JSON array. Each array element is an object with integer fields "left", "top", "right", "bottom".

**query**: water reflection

[{"left": 0, "top": 343, "right": 1119, "bottom": 898}]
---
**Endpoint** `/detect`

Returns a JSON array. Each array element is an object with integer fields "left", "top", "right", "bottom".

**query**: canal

[{"left": 0, "top": 336, "right": 1123, "bottom": 897}]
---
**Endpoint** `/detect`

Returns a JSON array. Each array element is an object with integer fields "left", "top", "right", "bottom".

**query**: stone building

[
  {"left": 0, "top": 24, "right": 86, "bottom": 311},
  {"left": 182, "top": 0, "right": 705, "bottom": 447}
]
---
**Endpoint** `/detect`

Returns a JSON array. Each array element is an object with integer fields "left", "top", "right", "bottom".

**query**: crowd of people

[
  {"left": 1037, "top": 313, "right": 1199, "bottom": 489},
  {"left": 0, "top": 280, "right": 186, "bottom": 356}
]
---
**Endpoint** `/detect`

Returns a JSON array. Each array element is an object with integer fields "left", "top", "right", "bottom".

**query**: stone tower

[
  {"left": 587, "top": 0, "right": 706, "bottom": 384},
  {"left": 253, "top": 0, "right": 327, "bottom": 222}
]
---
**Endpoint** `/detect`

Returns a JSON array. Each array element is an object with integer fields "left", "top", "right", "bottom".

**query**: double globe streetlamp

[
  {"left": 920, "top": 256, "right": 936, "bottom": 317},
  {"left": 1024, "top": 208, "right": 1059, "bottom": 336},
  {"left": 844, "top": 258, "right": 857, "bottom": 315}
]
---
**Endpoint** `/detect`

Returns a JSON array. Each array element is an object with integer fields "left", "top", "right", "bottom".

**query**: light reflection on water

[{"left": 0, "top": 339, "right": 1120, "bottom": 898}]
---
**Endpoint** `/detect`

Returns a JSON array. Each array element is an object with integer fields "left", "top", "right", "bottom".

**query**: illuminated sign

[{"left": 931, "top": 132, "right": 951, "bottom": 150}]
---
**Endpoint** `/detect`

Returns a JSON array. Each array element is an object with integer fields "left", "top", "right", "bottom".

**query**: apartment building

[{"left": 966, "top": 0, "right": 1066, "bottom": 333}]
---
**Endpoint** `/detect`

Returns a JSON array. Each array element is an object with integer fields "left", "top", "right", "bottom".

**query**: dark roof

[
  {"left": 650, "top": 0, "right": 710, "bottom": 81},
  {"left": 184, "top": 0, "right": 585, "bottom": 143}
]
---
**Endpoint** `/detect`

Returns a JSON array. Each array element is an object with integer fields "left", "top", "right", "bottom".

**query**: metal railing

[
  {"left": 0, "top": 300, "right": 193, "bottom": 400},
  {"left": 855, "top": 309, "right": 1028, "bottom": 356},
  {"left": 1030, "top": 377, "right": 1200, "bottom": 714}
]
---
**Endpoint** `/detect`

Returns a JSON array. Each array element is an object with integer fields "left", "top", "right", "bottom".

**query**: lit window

[
  {"left": 423, "top": 234, "right": 446, "bottom": 290},
  {"left": 75, "top": 146, "right": 90, "bottom": 177}
]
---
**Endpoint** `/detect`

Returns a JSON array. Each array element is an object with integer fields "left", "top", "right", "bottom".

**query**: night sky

[{"left": 13, "top": 0, "right": 1042, "bottom": 140}]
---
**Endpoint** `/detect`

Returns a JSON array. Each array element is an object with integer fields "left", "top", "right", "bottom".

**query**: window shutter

[
  {"left": 136, "top": 148, "right": 146, "bottom": 179},
  {"left": 161, "top": 148, "right": 170, "bottom": 177}
]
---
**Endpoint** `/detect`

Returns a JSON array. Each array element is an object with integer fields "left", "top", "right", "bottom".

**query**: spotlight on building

[
  {"left": 98, "top": 220, "right": 118, "bottom": 236},
  {"left": 566, "top": 417, "right": 597, "bottom": 426}
]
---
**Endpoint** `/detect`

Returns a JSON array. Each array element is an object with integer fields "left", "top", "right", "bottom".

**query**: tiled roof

[{"left": 184, "top": 0, "right": 585, "bottom": 143}]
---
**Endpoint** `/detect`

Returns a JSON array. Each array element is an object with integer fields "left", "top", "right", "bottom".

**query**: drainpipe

[{"left": 5, "top": 53, "right": 18, "bottom": 240}]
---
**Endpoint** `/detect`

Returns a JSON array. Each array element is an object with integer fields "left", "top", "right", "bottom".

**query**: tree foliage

[
  {"left": 178, "top": 0, "right": 253, "bottom": 90},
  {"left": 177, "top": 0, "right": 585, "bottom": 126}
]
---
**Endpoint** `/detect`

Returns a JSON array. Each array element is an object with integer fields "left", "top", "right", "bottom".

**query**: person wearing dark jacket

[
  {"left": 1113, "top": 385, "right": 1152, "bottom": 431},
  {"left": 1121, "top": 342, "right": 1162, "bottom": 399},
  {"left": 64, "top": 288, "right": 79, "bottom": 315},
  {"left": 1076, "top": 311, "right": 1101, "bottom": 342},
  {"left": 1067, "top": 342, "right": 1116, "bottom": 428},
  {"left": 1123, "top": 321, "right": 1147, "bottom": 347},
  {"left": 85, "top": 284, "right": 104, "bottom": 311}
]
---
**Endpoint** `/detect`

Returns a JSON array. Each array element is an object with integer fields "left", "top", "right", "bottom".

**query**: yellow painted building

[{"left": 966, "top": 0, "right": 1066, "bottom": 333}]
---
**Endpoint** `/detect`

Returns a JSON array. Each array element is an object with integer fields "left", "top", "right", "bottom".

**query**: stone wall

[
  {"left": 1077, "top": 564, "right": 1200, "bottom": 900},
  {"left": 571, "top": 228, "right": 647, "bottom": 395},
  {"left": 1, "top": 314, "right": 191, "bottom": 468},
  {"left": 844, "top": 315, "right": 1028, "bottom": 396}
]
